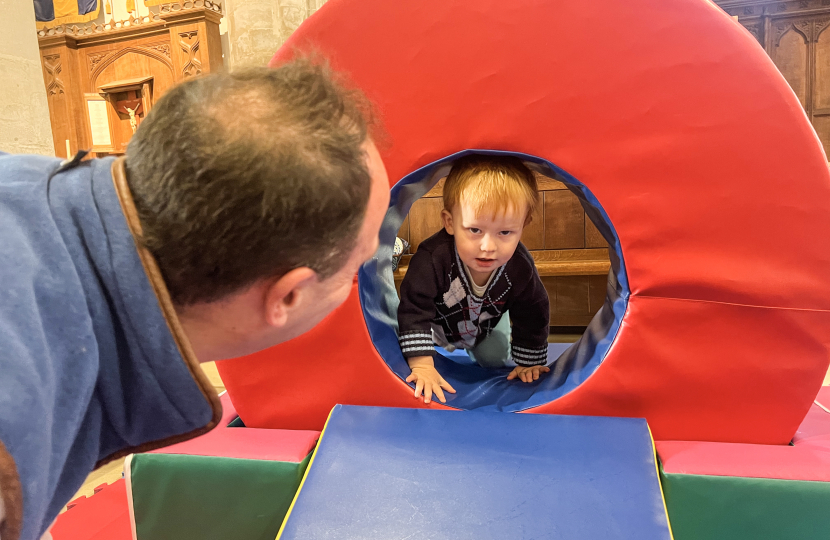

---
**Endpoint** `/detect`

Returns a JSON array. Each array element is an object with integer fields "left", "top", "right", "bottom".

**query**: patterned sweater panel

[{"left": 397, "top": 230, "right": 550, "bottom": 366}]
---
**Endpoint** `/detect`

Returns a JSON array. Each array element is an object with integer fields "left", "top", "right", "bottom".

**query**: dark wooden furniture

[
  {"left": 37, "top": 1, "right": 224, "bottom": 158},
  {"left": 716, "top": 0, "right": 830, "bottom": 157}
]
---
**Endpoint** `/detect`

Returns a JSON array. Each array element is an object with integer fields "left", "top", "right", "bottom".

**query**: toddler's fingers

[
  {"left": 506, "top": 369, "right": 518, "bottom": 380},
  {"left": 541, "top": 366, "right": 551, "bottom": 373},
  {"left": 414, "top": 379, "right": 424, "bottom": 399},
  {"left": 441, "top": 380, "right": 457, "bottom": 393},
  {"left": 406, "top": 373, "right": 416, "bottom": 383},
  {"left": 434, "top": 386, "right": 446, "bottom": 403},
  {"left": 423, "top": 384, "right": 433, "bottom": 404}
]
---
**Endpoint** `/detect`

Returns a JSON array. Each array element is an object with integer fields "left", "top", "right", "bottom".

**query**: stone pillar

[
  {"left": 0, "top": 0, "right": 54, "bottom": 155},
  {"left": 223, "top": 0, "right": 328, "bottom": 68}
]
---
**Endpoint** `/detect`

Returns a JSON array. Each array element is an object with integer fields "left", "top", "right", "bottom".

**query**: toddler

[{"left": 397, "top": 155, "right": 550, "bottom": 404}]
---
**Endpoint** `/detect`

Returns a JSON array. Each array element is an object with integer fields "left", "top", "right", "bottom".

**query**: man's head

[
  {"left": 126, "top": 61, "right": 390, "bottom": 360},
  {"left": 441, "top": 156, "right": 538, "bottom": 284}
]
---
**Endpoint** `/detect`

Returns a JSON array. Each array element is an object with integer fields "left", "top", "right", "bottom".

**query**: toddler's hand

[
  {"left": 507, "top": 365, "right": 550, "bottom": 383},
  {"left": 406, "top": 356, "right": 456, "bottom": 404}
]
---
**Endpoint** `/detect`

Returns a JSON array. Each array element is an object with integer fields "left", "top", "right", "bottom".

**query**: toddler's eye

[
  {"left": 469, "top": 228, "right": 481, "bottom": 234},
  {"left": 499, "top": 230, "right": 513, "bottom": 236}
]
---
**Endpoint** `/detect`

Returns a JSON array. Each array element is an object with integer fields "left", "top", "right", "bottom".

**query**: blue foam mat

[{"left": 279, "top": 406, "right": 672, "bottom": 540}]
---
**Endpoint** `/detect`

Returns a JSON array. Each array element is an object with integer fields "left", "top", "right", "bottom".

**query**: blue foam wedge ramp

[{"left": 278, "top": 406, "right": 673, "bottom": 539}]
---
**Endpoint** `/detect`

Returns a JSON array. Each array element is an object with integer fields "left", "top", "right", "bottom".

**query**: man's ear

[
  {"left": 441, "top": 208, "right": 455, "bottom": 235},
  {"left": 263, "top": 267, "right": 318, "bottom": 328}
]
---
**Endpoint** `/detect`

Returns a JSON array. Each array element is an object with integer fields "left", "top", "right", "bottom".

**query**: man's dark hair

[{"left": 125, "top": 60, "right": 373, "bottom": 305}]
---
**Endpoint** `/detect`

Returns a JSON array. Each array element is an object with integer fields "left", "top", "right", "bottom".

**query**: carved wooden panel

[
  {"left": 43, "top": 54, "right": 66, "bottom": 96},
  {"left": 812, "top": 115, "right": 830, "bottom": 155},
  {"left": 38, "top": 4, "right": 223, "bottom": 157},
  {"left": 815, "top": 24, "right": 830, "bottom": 109},
  {"left": 94, "top": 53, "right": 174, "bottom": 92},
  {"left": 774, "top": 25, "right": 809, "bottom": 107},
  {"left": 745, "top": 21, "right": 765, "bottom": 45},
  {"left": 813, "top": 20, "right": 830, "bottom": 147},
  {"left": 717, "top": 1, "right": 830, "bottom": 155},
  {"left": 40, "top": 46, "right": 84, "bottom": 156},
  {"left": 176, "top": 28, "right": 204, "bottom": 78},
  {"left": 89, "top": 44, "right": 174, "bottom": 88}
]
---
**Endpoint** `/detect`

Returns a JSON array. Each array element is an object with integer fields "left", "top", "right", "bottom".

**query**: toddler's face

[{"left": 442, "top": 200, "right": 527, "bottom": 285}]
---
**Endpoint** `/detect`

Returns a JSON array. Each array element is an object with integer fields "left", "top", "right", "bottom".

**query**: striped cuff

[
  {"left": 511, "top": 344, "right": 549, "bottom": 366},
  {"left": 399, "top": 331, "right": 436, "bottom": 358}
]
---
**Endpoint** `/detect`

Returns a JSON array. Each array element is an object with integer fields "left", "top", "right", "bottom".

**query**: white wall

[
  {"left": 0, "top": 0, "right": 54, "bottom": 155},
  {"left": 223, "top": 0, "right": 328, "bottom": 68}
]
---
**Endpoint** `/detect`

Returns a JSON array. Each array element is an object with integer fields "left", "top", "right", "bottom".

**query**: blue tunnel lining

[{"left": 357, "top": 149, "right": 629, "bottom": 412}]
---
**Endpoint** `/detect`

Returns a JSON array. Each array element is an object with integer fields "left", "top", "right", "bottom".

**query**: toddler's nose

[{"left": 480, "top": 235, "right": 496, "bottom": 253}]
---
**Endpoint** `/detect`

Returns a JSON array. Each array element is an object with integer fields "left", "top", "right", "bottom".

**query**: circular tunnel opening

[{"left": 357, "top": 149, "right": 629, "bottom": 412}]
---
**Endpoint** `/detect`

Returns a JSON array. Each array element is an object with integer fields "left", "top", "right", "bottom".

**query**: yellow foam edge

[
  {"left": 648, "top": 424, "right": 675, "bottom": 540},
  {"left": 274, "top": 405, "right": 338, "bottom": 540}
]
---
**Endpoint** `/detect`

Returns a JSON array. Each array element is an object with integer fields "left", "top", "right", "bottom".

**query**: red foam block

[
  {"left": 218, "top": 0, "right": 830, "bottom": 444},
  {"left": 51, "top": 480, "right": 131, "bottom": 540},
  {"left": 657, "top": 388, "right": 830, "bottom": 482}
]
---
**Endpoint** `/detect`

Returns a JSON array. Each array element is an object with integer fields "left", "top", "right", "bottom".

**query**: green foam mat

[
  {"left": 660, "top": 468, "right": 830, "bottom": 539},
  {"left": 128, "top": 452, "right": 312, "bottom": 540}
]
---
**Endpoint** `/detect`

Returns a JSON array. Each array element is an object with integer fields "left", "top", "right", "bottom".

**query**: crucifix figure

[{"left": 116, "top": 98, "right": 143, "bottom": 134}]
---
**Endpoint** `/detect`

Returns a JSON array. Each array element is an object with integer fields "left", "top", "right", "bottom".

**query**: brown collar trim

[
  {"left": 99, "top": 157, "right": 222, "bottom": 468},
  {"left": 0, "top": 439, "right": 22, "bottom": 540}
]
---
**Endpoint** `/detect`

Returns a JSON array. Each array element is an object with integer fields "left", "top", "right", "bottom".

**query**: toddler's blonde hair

[{"left": 442, "top": 155, "right": 539, "bottom": 222}]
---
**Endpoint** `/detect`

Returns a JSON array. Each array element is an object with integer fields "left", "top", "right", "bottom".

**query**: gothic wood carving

[
  {"left": 719, "top": 0, "right": 830, "bottom": 16},
  {"left": 90, "top": 46, "right": 174, "bottom": 87},
  {"left": 774, "top": 19, "right": 809, "bottom": 45},
  {"left": 37, "top": 0, "right": 222, "bottom": 37},
  {"left": 814, "top": 16, "right": 830, "bottom": 37},
  {"left": 746, "top": 22, "right": 764, "bottom": 43},
  {"left": 38, "top": 4, "right": 223, "bottom": 157},
  {"left": 87, "top": 51, "right": 112, "bottom": 74},
  {"left": 43, "top": 54, "right": 66, "bottom": 95},
  {"left": 147, "top": 42, "right": 172, "bottom": 59},
  {"left": 178, "top": 30, "right": 202, "bottom": 77},
  {"left": 716, "top": 0, "right": 830, "bottom": 155}
]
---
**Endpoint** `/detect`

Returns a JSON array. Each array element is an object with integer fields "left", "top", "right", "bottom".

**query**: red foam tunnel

[{"left": 218, "top": 0, "right": 830, "bottom": 444}]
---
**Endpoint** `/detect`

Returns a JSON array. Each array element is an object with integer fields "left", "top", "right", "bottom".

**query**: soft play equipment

[
  {"left": 217, "top": 0, "right": 830, "bottom": 445},
  {"left": 657, "top": 387, "right": 830, "bottom": 539},
  {"left": 62, "top": 389, "right": 830, "bottom": 539},
  {"left": 51, "top": 480, "right": 131, "bottom": 540},
  {"left": 124, "top": 393, "right": 319, "bottom": 540},
  {"left": 277, "top": 406, "right": 672, "bottom": 539}
]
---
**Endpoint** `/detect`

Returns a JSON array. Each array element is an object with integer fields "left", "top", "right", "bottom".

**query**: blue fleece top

[{"left": 0, "top": 153, "right": 218, "bottom": 540}]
